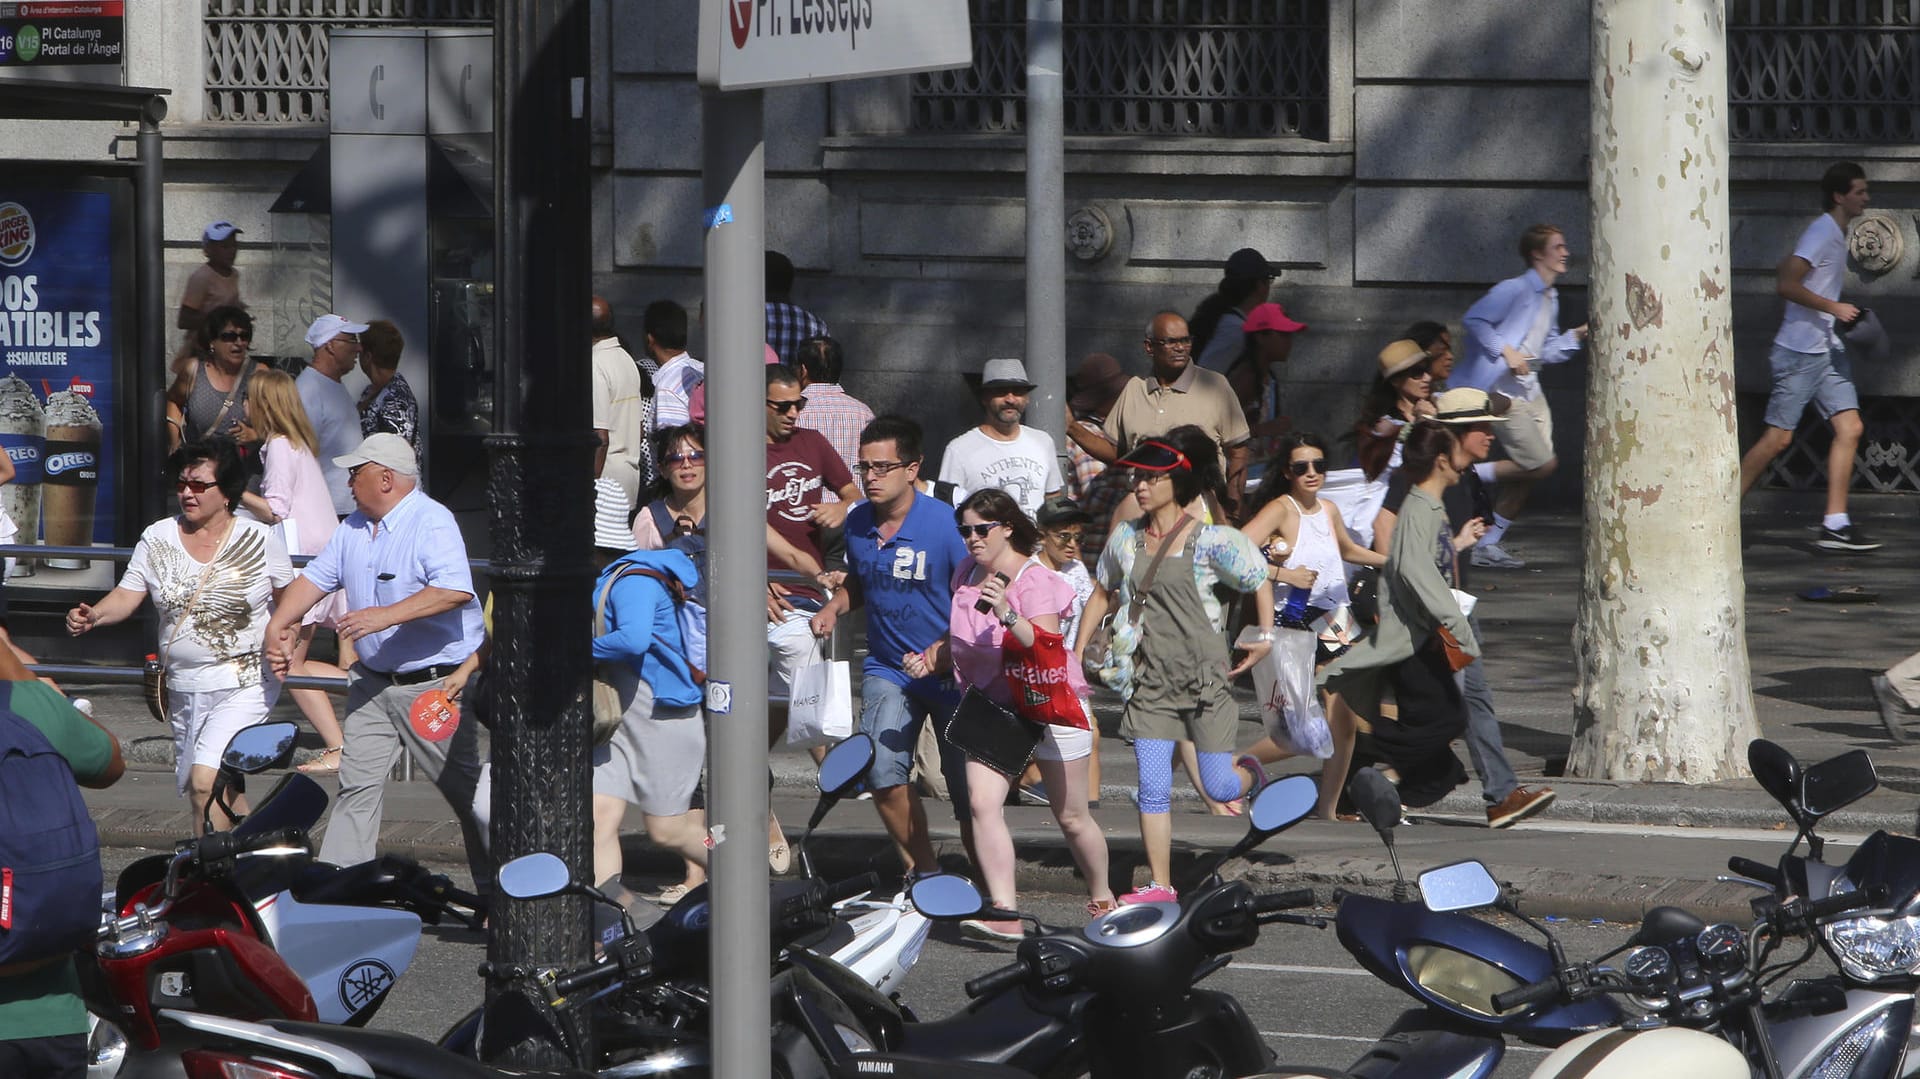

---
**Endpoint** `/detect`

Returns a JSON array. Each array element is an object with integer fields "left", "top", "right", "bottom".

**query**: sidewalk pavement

[{"left": 69, "top": 497, "right": 1920, "bottom": 923}]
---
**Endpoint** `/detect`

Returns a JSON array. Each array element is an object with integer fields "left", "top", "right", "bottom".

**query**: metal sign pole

[
  {"left": 700, "top": 84, "right": 770, "bottom": 1079},
  {"left": 1026, "top": 0, "right": 1066, "bottom": 453}
]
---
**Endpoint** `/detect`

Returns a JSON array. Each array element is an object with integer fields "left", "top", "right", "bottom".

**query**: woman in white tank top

[{"left": 1238, "top": 434, "right": 1387, "bottom": 819}]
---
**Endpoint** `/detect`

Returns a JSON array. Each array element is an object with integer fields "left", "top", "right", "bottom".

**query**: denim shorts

[
  {"left": 1765, "top": 342, "right": 1857, "bottom": 430},
  {"left": 860, "top": 673, "right": 958, "bottom": 792}
]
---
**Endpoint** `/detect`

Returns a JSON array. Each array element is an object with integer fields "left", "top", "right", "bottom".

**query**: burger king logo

[{"left": 0, "top": 204, "right": 33, "bottom": 268}]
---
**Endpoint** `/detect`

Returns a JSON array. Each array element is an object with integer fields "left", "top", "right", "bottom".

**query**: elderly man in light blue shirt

[
  {"left": 266, "top": 432, "right": 491, "bottom": 890},
  {"left": 1456, "top": 224, "right": 1588, "bottom": 569}
]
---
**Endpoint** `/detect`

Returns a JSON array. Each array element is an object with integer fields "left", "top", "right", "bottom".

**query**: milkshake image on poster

[
  {"left": 0, "top": 375, "right": 45, "bottom": 576},
  {"left": 41, "top": 389, "right": 101, "bottom": 569}
]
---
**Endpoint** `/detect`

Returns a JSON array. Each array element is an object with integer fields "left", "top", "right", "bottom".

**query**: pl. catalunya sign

[{"left": 697, "top": 0, "right": 971, "bottom": 91}]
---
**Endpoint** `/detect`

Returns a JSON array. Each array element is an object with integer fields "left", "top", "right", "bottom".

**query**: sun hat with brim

[
  {"left": 1377, "top": 339, "right": 1429, "bottom": 379},
  {"left": 979, "top": 357, "right": 1037, "bottom": 392},
  {"left": 1244, "top": 302, "right": 1307, "bottom": 334},
  {"left": 1069, "top": 352, "right": 1130, "bottom": 412},
  {"left": 1116, "top": 439, "right": 1193, "bottom": 472},
  {"left": 1432, "top": 387, "right": 1511, "bottom": 424},
  {"left": 1036, "top": 495, "right": 1093, "bottom": 529},
  {"left": 332, "top": 432, "right": 420, "bottom": 476}
]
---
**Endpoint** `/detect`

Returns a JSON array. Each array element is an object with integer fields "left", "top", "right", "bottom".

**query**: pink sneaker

[{"left": 1118, "top": 882, "right": 1178, "bottom": 905}]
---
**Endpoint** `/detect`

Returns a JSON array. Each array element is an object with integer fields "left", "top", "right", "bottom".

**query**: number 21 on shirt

[{"left": 892, "top": 548, "right": 927, "bottom": 581}]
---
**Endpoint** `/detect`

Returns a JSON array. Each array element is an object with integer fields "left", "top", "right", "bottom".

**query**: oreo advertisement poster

[{"left": 0, "top": 188, "right": 116, "bottom": 556}]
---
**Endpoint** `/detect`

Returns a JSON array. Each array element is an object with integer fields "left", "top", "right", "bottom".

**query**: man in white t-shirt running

[
  {"left": 1739, "top": 161, "right": 1880, "bottom": 552},
  {"left": 937, "top": 358, "right": 1063, "bottom": 518}
]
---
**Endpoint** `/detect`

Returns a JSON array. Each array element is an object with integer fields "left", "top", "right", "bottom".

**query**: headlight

[{"left": 1823, "top": 874, "right": 1920, "bottom": 981}]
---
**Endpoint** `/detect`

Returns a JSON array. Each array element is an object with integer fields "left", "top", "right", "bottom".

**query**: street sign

[{"left": 696, "top": 0, "right": 971, "bottom": 91}]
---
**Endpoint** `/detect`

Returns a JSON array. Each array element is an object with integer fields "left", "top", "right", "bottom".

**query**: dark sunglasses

[
  {"left": 175, "top": 478, "right": 218, "bottom": 493},
  {"left": 956, "top": 522, "right": 1002, "bottom": 539},
  {"left": 216, "top": 331, "right": 252, "bottom": 343},
  {"left": 1046, "top": 530, "right": 1084, "bottom": 545},
  {"left": 1399, "top": 363, "right": 1433, "bottom": 380},
  {"left": 1288, "top": 458, "right": 1329, "bottom": 476},
  {"left": 664, "top": 451, "right": 705, "bottom": 465},
  {"left": 765, "top": 397, "right": 807, "bottom": 413}
]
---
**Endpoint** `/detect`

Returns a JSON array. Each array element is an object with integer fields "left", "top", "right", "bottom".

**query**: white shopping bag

[
  {"left": 785, "top": 660, "right": 854, "bottom": 747},
  {"left": 1251, "top": 627, "right": 1332, "bottom": 759}
]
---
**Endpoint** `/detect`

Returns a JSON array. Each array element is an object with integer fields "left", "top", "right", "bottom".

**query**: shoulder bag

[
  {"left": 943, "top": 685, "right": 1043, "bottom": 778},
  {"left": 143, "top": 537, "right": 227, "bottom": 723}
]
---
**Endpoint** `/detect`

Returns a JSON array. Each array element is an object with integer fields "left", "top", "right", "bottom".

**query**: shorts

[
  {"left": 768, "top": 608, "right": 823, "bottom": 701},
  {"left": 168, "top": 681, "right": 276, "bottom": 794},
  {"left": 1032, "top": 700, "right": 1094, "bottom": 763},
  {"left": 1764, "top": 342, "right": 1858, "bottom": 430},
  {"left": 861, "top": 674, "right": 945, "bottom": 789},
  {"left": 1494, "top": 392, "right": 1555, "bottom": 470},
  {"left": 591, "top": 671, "right": 705, "bottom": 816}
]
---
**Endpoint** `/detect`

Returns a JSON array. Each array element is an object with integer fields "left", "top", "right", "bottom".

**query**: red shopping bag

[{"left": 1003, "top": 626, "right": 1090, "bottom": 729}]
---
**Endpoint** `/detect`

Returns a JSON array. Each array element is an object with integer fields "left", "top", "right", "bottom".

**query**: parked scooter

[
  {"left": 895, "top": 775, "right": 1509, "bottom": 1079},
  {"left": 86, "top": 723, "right": 483, "bottom": 1077},
  {"left": 439, "top": 733, "right": 934, "bottom": 1070},
  {"left": 1731, "top": 739, "right": 1920, "bottom": 1078},
  {"left": 1334, "top": 767, "right": 1623, "bottom": 1065}
]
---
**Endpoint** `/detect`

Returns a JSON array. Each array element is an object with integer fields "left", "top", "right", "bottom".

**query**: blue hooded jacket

[{"left": 591, "top": 548, "right": 703, "bottom": 709}]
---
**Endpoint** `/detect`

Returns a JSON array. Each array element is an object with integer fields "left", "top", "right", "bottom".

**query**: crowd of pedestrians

[{"left": 70, "top": 163, "right": 1888, "bottom": 936}]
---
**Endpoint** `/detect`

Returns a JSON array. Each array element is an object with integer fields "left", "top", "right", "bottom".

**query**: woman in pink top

[
  {"left": 936, "top": 488, "right": 1113, "bottom": 938},
  {"left": 239, "top": 368, "right": 351, "bottom": 774}
]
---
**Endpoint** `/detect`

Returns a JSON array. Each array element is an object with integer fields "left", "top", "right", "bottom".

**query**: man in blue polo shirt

[{"left": 812, "top": 415, "right": 972, "bottom": 875}]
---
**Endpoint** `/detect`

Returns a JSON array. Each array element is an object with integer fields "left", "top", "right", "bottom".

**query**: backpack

[{"left": 0, "top": 685, "right": 102, "bottom": 970}]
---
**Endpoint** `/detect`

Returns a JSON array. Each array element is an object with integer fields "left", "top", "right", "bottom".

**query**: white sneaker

[{"left": 1470, "top": 543, "right": 1526, "bottom": 569}]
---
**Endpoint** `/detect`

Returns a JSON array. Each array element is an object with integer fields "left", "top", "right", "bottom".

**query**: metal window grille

[
  {"left": 1747, "top": 394, "right": 1920, "bottom": 492},
  {"left": 912, "top": 0, "right": 1331, "bottom": 139},
  {"left": 204, "top": 0, "right": 493, "bottom": 124},
  {"left": 1729, "top": 0, "right": 1920, "bottom": 141}
]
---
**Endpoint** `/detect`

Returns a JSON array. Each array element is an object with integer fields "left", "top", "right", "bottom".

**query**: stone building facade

[{"left": 6, "top": 1, "right": 1917, "bottom": 501}]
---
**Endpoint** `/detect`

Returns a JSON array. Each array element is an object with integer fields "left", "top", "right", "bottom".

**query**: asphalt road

[{"left": 101, "top": 848, "right": 1651, "bottom": 1077}]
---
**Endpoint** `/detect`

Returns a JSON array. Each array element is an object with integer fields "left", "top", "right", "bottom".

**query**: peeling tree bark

[{"left": 1568, "top": 0, "right": 1759, "bottom": 783}]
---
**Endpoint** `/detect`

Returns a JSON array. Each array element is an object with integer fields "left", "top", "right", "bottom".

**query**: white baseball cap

[
  {"left": 203, "top": 220, "right": 243, "bottom": 242},
  {"left": 332, "top": 433, "right": 419, "bottom": 477},
  {"left": 304, "top": 313, "right": 370, "bottom": 349}
]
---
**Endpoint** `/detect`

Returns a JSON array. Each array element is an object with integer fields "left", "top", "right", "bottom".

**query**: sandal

[
  {"left": 297, "top": 745, "right": 343, "bottom": 775},
  {"left": 768, "top": 841, "right": 792, "bottom": 875}
]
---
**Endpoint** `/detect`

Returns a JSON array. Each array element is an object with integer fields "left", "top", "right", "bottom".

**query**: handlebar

[
  {"left": 1726, "top": 857, "right": 1781, "bottom": 886},
  {"left": 1803, "top": 885, "right": 1886, "bottom": 920},
  {"left": 965, "top": 960, "right": 1030, "bottom": 999},
  {"left": 1492, "top": 975, "right": 1562, "bottom": 1013},
  {"left": 553, "top": 960, "right": 624, "bottom": 997},
  {"left": 1251, "top": 888, "right": 1317, "bottom": 914},
  {"left": 825, "top": 872, "right": 880, "bottom": 906}
]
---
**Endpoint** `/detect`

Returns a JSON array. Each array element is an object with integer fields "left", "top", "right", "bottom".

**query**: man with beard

[{"left": 937, "top": 358, "right": 1062, "bottom": 517}]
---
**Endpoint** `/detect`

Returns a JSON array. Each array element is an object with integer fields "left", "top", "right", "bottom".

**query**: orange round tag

[{"left": 408, "top": 688, "right": 460, "bottom": 742}]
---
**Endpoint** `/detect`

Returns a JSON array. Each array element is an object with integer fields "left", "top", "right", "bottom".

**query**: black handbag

[{"left": 943, "top": 686, "right": 1043, "bottom": 778}]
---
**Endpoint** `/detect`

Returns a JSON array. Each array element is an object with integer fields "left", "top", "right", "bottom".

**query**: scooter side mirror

[
  {"left": 221, "top": 722, "right": 300, "bottom": 774},
  {"left": 1247, "top": 775, "right": 1318, "bottom": 836},
  {"left": 1802, "top": 749, "right": 1878, "bottom": 819},
  {"left": 1348, "top": 768, "right": 1401, "bottom": 837},
  {"left": 908, "top": 873, "right": 990, "bottom": 920},
  {"left": 497, "top": 853, "right": 573, "bottom": 900},
  {"left": 817, "top": 734, "right": 875, "bottom": 797},
  {"left": 1748, "top": 740, "right": 1804, "bottom": 813},
  {"left": 1417, "top": 860, "right": 1501, "bottom": 913}
]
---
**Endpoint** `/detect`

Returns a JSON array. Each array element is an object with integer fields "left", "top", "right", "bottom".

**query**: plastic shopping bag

[
  {"left": 785, "top": 660, "right": 854, "bottom": 747},
  {"left": 1251, "top": 627, "right": 1332, "bottom": 759}
]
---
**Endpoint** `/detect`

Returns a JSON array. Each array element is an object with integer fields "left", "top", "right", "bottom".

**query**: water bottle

[{"left": 1280, "top": 584, "right": 1311, "bottom": 629}]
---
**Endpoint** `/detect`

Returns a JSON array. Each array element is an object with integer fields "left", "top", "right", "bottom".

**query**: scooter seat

[{"left": 264, "top": 1020, "right": 593, "bottom": 1079}]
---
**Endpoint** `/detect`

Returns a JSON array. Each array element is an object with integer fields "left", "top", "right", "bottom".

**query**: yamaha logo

[
  {"left": 339, "top": 958, "right": 396, "bottom": 1012},
  {"left": 0, "top": 204, "right": 33, "bottom": 268}
]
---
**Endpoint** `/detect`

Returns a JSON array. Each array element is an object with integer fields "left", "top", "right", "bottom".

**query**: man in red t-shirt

[{"left": 765, "top": 366, "right": 858, "bottom": 738}]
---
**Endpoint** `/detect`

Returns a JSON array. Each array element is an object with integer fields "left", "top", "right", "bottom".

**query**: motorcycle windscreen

[{"left": 1841, "top": 832, "right": 1920, "bottom": 917}]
